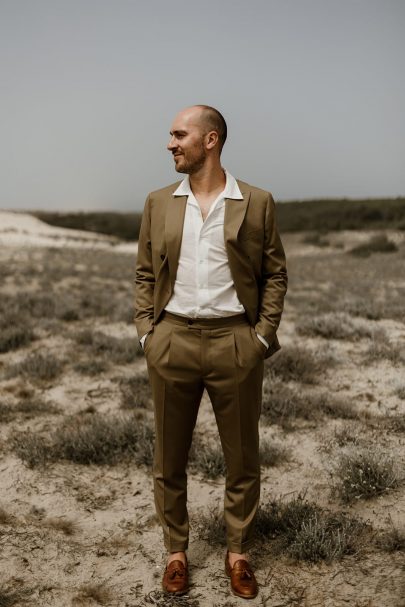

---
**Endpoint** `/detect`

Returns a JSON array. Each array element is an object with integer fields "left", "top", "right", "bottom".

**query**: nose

[{"left": 167, "top": 136, "right": 176, "bottom": 151}]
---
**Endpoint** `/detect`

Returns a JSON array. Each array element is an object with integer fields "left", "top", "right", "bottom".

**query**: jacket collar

[{"left": 172, "top": 168, "right": 244, "bottom": 200}]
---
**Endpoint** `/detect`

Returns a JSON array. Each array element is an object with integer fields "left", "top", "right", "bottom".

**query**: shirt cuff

[
  {"left": 139, "top": 332, "right": 149, "bottom": 349},
  {"left": 256, "top": 332, "right": 269, "bottom": 349}
]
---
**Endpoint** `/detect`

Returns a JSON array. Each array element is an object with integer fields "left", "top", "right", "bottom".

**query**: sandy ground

[{"left": 0, "top": 212, "right": 404, "bottom": 606}]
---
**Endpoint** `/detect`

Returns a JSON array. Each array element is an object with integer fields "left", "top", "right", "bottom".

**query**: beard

[{"left": 174, "top": 140, "right": 207, "bottom": 174}]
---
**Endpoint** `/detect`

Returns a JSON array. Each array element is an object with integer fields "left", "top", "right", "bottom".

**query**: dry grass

[
  {"left": 261, "top": 378, "right": 358, "bottom": 427},
  {"left": 348, "top": 234, "right": 398, "bottom": 257},
  {"left": 0, "top": 507, "right": 13, "bottom": 525},
  {"left": 0, "top": 585, "right": 33, "bottom": 606},
  {"left": 195, "top": 503, "right": 226, "bottom": 547},
  {"left": 364, "top": 331, "right": 404, "bottom": 364},
  {"left": 393, "top": 382, "right": 405, "bottom": 399},
  {"left": 255, "top": 493, "right": 370, "bottom": 563},
  {"left": 332, "top": 448, "right": 402, "bottom": 503},
  {"left": 5, "top": 352, "right": 64, "bottom": 381},
  {"left": 42, "top": 516, "right": 78, "bottom": 535},
  {"left": 189, "top": 436, "right": 291, "bottom": 479},
  {"left": 0, "top": 397, "right": 58, "bottom": 423},
  {"left": 141, "top": 590, "right": 201, "bottom": 606},
  {"left": 376, "top": 523, "right": 405, "bottom": 553},
  {"left": 265, "top": 345, "right": 336, "bottom": 384},
  {"left": 72, "top": 582, "right": 113, "bottom": 606},
  {"left": 72, "top": 329, "right": 142, "bottom": 364},
  {"left": 10, "top": 412, "right": 154, "bottom": 468},
  {"left": 116, "top": 374, "right": 152, "bottom": 409},
  {"left": 296, "top": 312, "right": 374, "bottom": 340},
  {"left": 0, "top": 322, "right": 36, "bottom": 353},
  {"left": 73, "top": 359, "right": 109, "bottom": 376}
]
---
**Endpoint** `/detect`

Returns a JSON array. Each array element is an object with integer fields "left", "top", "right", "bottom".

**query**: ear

[{"left": 205, "top": 130, "right": 219, "bottom": 150}]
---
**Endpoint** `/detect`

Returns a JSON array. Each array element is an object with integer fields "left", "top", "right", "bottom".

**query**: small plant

[
  {"left": 332, "top": 448, "right": 401, "bottom": 503},
  {"left": 376, "top": 522, "right": 405, "bottom": 553},
  {"left": 259, "top": 439, "right": 291, "bottom": 467},
  {"left": 42, "top": 517, "right": 77, "bottom": 535},
  {"left": 302, "top": 232, "right": 330, "bottom": 247},
  {"left": 0, "top": 585, "right": 33, "bottom": 606},
  {"left": 195, "top": 503, "right": 226, "bottom": 547},
  {"left": 364, "top": 331, "right": 403, "bottom": 364},
  {"left": 265, "top": 345, "right": 336, "bottom": 384},
  {"left": 10, "top": 412, "right": 155, "bottom": 468},
  {"left": 394, "top": 382, "right": 405, "bottom": 400},
  {"left": 261, "top": 379, "right": 357, "bottom": 428},
  {"left": 296, "top": 312, "right": 373, "bottom": 340},
  {"left": 73, "top": 359, "right": 109, "bottom": 376},
  {"left": 73, "top": 330, "right": 141, "bottom": 363},
  {"left": 383, "top": 414, "right": 405, "bottom": 433},
  {"left": 6, "top": 352, "right": 64, "bottom": 381},
  {"left": 255, "top": 493, "right": 369, "bottom": 563},
  {"left": 118, "top": 374, "right": 152, "bottom": 409},
  {"left": 348, "top": 234, "right": 398, "bottom": 257},
  {"left": 189, "top": 439, "right": 225, "bottom": 479},
  {"left": 0, "top": 324, "right": 35, "bottom": 353},
  {"left": 72, "top": 582, "right": 113, "bottom": 606}
]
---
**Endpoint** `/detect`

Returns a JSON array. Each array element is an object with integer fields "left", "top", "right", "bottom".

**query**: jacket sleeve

[
  {"left": 134, "top": 194, "right": 155, "bottom": 340},
  {"left": 254, "top": 193, "right": 288, "bottom": 345}
]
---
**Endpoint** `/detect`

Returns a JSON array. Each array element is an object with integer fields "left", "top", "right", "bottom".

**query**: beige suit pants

[{"left": 144, "top": 310, "right": 266, "bottom": 553}]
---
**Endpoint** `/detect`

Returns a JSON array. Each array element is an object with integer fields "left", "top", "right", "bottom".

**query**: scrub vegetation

[{"left": 1, "top": 224, "right": 404, "bottom": 605}]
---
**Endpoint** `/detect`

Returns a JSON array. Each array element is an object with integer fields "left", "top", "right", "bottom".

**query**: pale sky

[{"left": 1, "top": 0, "right": 404, "bottom": 211}]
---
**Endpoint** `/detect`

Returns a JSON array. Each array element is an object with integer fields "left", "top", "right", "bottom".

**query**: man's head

[{"left": 167, "top": 105, "right": 227, "bottom": 174}]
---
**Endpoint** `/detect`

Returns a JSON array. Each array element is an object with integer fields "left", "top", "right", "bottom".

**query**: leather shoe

[
  {"left": 162, "top": 556, "right": 189, "bottom": 595},
  {"left": 225, "top": 550, "right": 258, "bottom": 599}
]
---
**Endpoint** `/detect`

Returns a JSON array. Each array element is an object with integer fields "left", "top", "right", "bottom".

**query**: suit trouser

[{"left": 144, "top": 310, "right": 266, "bottom": 553}]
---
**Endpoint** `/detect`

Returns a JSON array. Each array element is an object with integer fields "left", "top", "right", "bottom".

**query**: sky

[{"left": 1, "top": 0, "right": 404, "bottom": 212}]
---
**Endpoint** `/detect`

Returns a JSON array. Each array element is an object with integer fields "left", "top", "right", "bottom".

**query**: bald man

[{"left": 134, "top": 105, "right": 287, "bottom": 599}]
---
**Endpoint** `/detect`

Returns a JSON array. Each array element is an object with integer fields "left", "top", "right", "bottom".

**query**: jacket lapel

[
  {"left": 224, "top": 180, "right": 250, "bottom": 244},
  {"left": 164, "top": 194, "right": 187, "bottom": 289}
]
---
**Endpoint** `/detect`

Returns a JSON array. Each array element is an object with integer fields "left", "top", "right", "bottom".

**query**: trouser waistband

[{"left": 160, "top": 310, "right": 249, "bottom": 329}]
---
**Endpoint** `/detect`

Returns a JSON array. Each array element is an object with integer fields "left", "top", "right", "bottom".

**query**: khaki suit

[{"left": 134, "top": 179, "right": 287, "bottom": 552}]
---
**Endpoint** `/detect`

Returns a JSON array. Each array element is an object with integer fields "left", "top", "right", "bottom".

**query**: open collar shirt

[{"left": 140, "top": 168, "right": 269, "bottom": 349}]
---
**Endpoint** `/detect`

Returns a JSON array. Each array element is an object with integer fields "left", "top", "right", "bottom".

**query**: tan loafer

[
  {"left": 162, "top": 556, "right": 189, "bottom": 595},
  {"left": 225, "top": 550, "right": 258, "bottom": 599}
]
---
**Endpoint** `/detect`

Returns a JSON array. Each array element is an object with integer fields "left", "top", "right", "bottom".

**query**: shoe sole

[{"left": 162, "top": 586, "right": 189, "bottom": 596}]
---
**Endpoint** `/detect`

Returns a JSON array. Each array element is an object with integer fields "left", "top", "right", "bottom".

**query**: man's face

[{"left": 167, "top": 109, "right": 207, "bottom": 174}]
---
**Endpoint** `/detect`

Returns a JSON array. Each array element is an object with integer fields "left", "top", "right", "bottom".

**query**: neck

[{"left": 189, "top": 161, "right": 226, "bottom": 196}]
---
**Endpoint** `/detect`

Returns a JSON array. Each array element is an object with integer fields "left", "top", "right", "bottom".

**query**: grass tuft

[
  {"left": 256, "top": 493, "right": 369, "bottom": 562},
  {"left": 265, "top": 345, "right": 336, "bottom": 384},
  {"left": 6, "top": 352, "right": 64, "bottom": 381},
  {"left": 261, "top": 379, "right": 357, "bottom": 428},
  {"left": 195, "top": 503, "right": 227, "bottom": 546},
  {"left": 0, "top": 585, "right": 33, "bottom": 606},
  {"left": 0, "top": 323, "right": 35, "bottom": 353},
  {"left": 72, "top": 582, "right": 113, "bottom": 606},
  {"left": 10, "top": 412, "right": 154, "bottom": 468},
  {"left": 332, "top": 448, "right": 401, "bottom": 503},
  {"left": 296, "top": 312, "right": 373, "bottom": 340},
  {"left": 348, "top": 234, "right": 398, "bottom": 257},
  {"left": 73, "top": 329, "right": 141, "bottom": 364},
  {"left": 189, "top": 436, "right": 290, "bottom": 479},
  {"left": 376, "top": 523, "right": 405, "bottom": 553},
  {"left": 117, "top": 374, "right": 152, "bottom": 410}
]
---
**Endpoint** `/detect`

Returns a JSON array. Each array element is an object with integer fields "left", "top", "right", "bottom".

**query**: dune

[{"left": 0, "top": 210, "right": 138, "bottom": 254}]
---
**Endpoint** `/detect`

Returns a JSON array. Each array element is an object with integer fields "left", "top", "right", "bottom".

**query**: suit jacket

[{"left": 134, "top": 178, "right": 288, "bottom": 359}]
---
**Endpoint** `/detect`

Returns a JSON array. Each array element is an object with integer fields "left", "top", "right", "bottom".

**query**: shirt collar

[{"left": 172, "top": 168, "right": 244, "bottom": 200}]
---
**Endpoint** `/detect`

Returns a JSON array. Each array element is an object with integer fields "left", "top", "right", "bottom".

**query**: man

[{"left": 134, "top": 105, "right": 287, "bottom": 599}]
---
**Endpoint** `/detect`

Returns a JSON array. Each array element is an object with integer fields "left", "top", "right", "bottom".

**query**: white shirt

[{"left": 140, "top": 168, "right": 269, "bottom": 350}]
